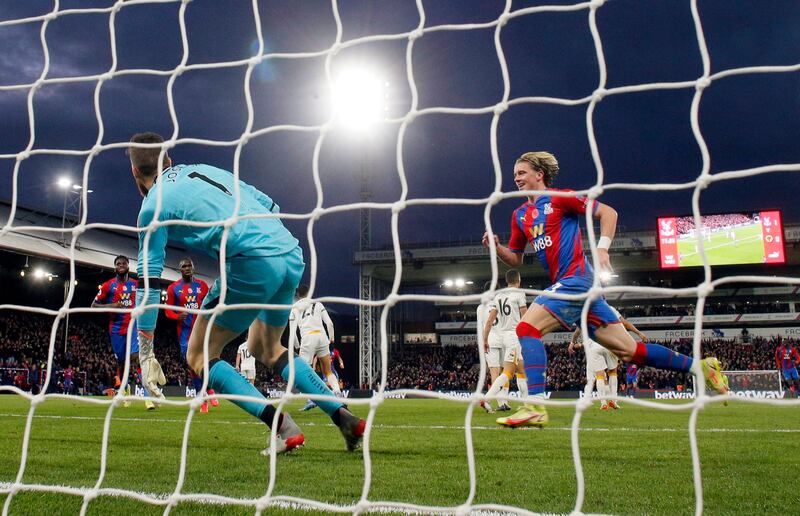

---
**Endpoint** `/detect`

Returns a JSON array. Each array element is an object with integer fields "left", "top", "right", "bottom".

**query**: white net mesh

[{"left": 1, "top": 0, "right": 799, "bottom": 514}]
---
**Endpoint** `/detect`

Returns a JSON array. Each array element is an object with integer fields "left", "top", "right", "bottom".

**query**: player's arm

[
  {"left": 593, "top": 202, "right": 618, "bottom": 273},
  {"left": 320, "top": 304, "right": 335, "bottom": 343},
  {"left": 775, "top": 348, "right": 782, "bottom": 370},
  {"left": 337, "top": 353, "right": 344, "bottom": 369},
  {"left": 792, "top": 347, "right": 800, "bottom": 366},
  {"left": 620, "top": 316, "right": 647, "bottom": 341},
  {"left": 239, "top": 179, "right": 279, "bottom": 213},
  {"left": 163, "top": 283, "right": 181, "bottom": 320},
  {"left": 235, "top": 350, "right": 241, "bottom": 371},
  {"left": 568, "top": 328, "right": 582, "bottom": 354},
  {"left": 482, "top": 308, "right": 498, "bottom": 353},
  {"left": 135, "top": 203, "right": 168, "bottom": 336},
  {"left": 91, "top": 282, "right": 119, "bottom": 308},
  {"left": 482, "top": 210, "right": 526, "bottom": 268}
]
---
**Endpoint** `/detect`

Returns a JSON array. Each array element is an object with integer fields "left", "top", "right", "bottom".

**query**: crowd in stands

[
  {"left": 676, "top": 213, "right": 752, "bottom": 236},
  {"left": 622, "top": 301, "right": 791, "bottom": 318},
  {"left": 0, "top": 312, "right": 286, "bottom": 396},
  {"left": 386, "top": 336, "right": 794, "bottom": 392}
]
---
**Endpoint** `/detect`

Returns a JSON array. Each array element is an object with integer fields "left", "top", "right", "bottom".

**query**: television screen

[{"left": 658, "top": 210, "right": 785, "bottom": 268}]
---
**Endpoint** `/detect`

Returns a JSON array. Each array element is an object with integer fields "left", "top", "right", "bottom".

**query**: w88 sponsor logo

[{"left": 532, "top": 235, "right": 553, "bottom": 252}]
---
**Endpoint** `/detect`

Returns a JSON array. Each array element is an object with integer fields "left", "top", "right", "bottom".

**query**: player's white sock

[
  {"left": 486, "top": 372, "right": 510, "bottom": 406},
  {"left": 515, "top": 374, "right": 527, "bottom": 402},
  {"left": 499, "top": 384, "right": 510, "bottom": 406},
  {"left": 326, "top": 373, "right": 341, "bottom": 395},
  {"left": 608, "top": 373, "right": 618, "bottom": 398},
  {"left": 597, "top": 378, "right": 608, "bottom": 403},
  {"left": 583, "top": 377, "right": 596, "bottom": 400}
]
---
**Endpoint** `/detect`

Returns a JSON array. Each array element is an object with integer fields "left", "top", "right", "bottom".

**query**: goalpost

[{"left": 1, "top": 0, "right": 799, "bottom": 515}]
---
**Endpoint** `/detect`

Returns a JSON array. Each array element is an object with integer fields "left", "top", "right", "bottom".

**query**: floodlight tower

[
  {"left": 331, "top": 67, "right": 389, "bottom": 389},
  {"left": 57, "top": 176, "right": 92, "bottom": 247}
]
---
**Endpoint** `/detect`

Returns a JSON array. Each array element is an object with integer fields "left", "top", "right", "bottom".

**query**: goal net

[
  {"left": 1, "top": 0, "right": 799, "bottom": 515},
  {"left": 724, "top": 370, "right": 784, "bottom": 396}
]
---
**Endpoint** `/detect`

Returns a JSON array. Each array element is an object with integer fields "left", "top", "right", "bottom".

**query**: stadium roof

[{"left": 0, "top": 201, "right": 216, "bottom": 283}]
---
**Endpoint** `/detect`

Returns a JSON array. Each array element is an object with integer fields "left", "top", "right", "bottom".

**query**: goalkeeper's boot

[
  {"left": 700, "top": 357, "right": 729, "bottom": 395},
  {"left": 479, "top": 400, "right": 495, "bottom": 414},
  {"left": 208, "top": 388, "right": 220, "bottom": 407},
  {"left": 261, "top": 414, "right": 305, "bottom": 456},
  {"left": 496, "top": 405, "right": 547, "bottom": 428},
  {"left": 336, "top": 407, "right": 366, "bottom": 452}
]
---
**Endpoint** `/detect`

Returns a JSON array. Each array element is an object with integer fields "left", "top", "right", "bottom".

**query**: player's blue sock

[
  {"left": 192, "top": 376, "right": 203, "bottom": 394},
  {"left": 632, "top": 342, "right": 693, "bottom": 372},
  {"left": 281, "top": 356, "right": 343, "bottom": 417},
  {"left": 208, "top": 359, "right": 276, "bottom": 425},
  {"left": 517, "top": 322, "right": 547, "bottom": 396}
]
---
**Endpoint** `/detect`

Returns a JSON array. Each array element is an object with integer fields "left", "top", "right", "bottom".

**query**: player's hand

[
  {"left": 568, "top": 342, "right": 575, "bottom": 355},
  {"left": 111, "top": 302, "right": 121, "bottom": 308},
  {"left": 637, "top": 332, "right": 648, "bottom": 341},
  {"left": 483, "top": 342, "right": 489, "bottom": 354},
  {"left": 481, "top": 232, "right": 499, "bottom": 248},
  {"left": 178, "top": 312, "right": 188, "bottom": 321},
  {"left": 597, "top": 248, "right": 612, "bottom": 274}
]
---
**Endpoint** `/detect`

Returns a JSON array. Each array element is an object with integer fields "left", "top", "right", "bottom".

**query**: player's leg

[
  {"left": 111, "top": 335, "right": 134, "bottom": 407},
  {"left": 514, "top": 350, "right": 528, "bottom": 407},
  {"left": 596, "top": 371, "right": 609, "bottom": 410},
  {"left": 297, "top": 340, "right": 319, "bottom": 411},
  {"left": 583, "top": 345, "right": 597, "bottom": 402},
  {"left": 249, "top": 249, "right": 365, "bottom": 451},
  {"left": 316, "top": 350, "right": 341, "bottom": 395},
  {"left": 592, "top": 311, "right": 728, "bottom": 394},
  {"left": 605, "top": 352, "right": 620, "bottom": 409}
]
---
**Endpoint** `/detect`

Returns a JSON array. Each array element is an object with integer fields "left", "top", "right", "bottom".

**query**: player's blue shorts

[
  {"left": 178, "top": 338, "right": 189, "bottom": 360},
  {"left": 533, "top": 275, "right": 620, "bottom": 334},
  {"left": 203, "top": 246, "right": 305, "bottom": 333},
  {"left": 783, "top": 367, "right": 799, "bottom": 381},
  {"left": 110, "top": 328, "right": 140, "bottom": 362},
  {"left": 626, "top": 374, "right": 637, "bottom": 385}
]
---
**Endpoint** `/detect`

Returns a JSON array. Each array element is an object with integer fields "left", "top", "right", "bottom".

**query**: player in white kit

[
  {"left": 236, "top": 341, "right": 257, "bottom": 385},
  {"left": 290, "top": 285, "right": 341, "bottom": 399},
  {"left": 569, "top": 306, "right": 647, "bottom": 409},
  {"left": 480, "top": 270, "right": 530, "bottom": 415},
  {"left": 477, "top": 281, "right": 510, "bottom": 411}
]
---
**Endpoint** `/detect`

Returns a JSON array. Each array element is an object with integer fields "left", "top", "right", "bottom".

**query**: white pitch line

[{"left": 0, "top": 412, "right": 797, "bottom": 433}]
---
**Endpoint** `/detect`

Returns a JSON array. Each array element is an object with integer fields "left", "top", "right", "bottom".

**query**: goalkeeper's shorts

[
  {"left": 533, "top": 275, "right": 620, "bottom": 336},
  {"left": 110, "top": 324, "right": 139, "bottom": 362},
  {"left": 203, "top": 246, "right": 305, "bottom": 333}
]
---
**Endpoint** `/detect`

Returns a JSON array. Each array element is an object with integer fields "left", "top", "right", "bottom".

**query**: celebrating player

[
  {"left": 476, "top": 281, "right": 509, "bottom": 411},
  {"left": 775, "top": 339, "right": 800, "bottom": 397},
  {"left": 625, "top": 363, "right": 639, "bottom": 397},
  {"left": 291, "top": 284, "right": 341, "bottom": 411},
  {"left": 92, "top": 255, "right": 162, "bottom": 409},
  {"left": 164, "top": 257, "right": 216, "bottom": 413},
  {"left": 481, "top": 270, "right": 537, "bottom": 422},
  {"left": 236, "top": 339, "right": 257, "bottom": 386},
  {"left": 482, "top": 151, "right": 729, "bottom": 427},
  {"left": 127, "top": 132, "right": 365, "bottom": 454}
]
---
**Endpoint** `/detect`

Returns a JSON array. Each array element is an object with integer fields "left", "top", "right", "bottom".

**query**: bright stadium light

[
  {"left": 454, "top": 278, "right": 466, "bottom": 288},
  {"left": 331, "top": 67, "right": 389, "bottom": 131},
  {"left": 57, "top": 176, "right": 72, "bottom": 189},
  {"left": 599, "top": 270, "right": 619, "bottom": 283},
  {"left": 443, "top": 279, "right": 454, "bottom": 288},
  {"left": 33, "top": 268, "right": 46, "bottom": 279}
]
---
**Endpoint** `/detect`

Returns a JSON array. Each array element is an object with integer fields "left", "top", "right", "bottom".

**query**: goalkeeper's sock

[
  {"left": 275, "top": 352, "right": 343, "bottom": 417},
  {"left": 632, "top": 342, "right": 693, "bottom": 372},
  {"left": 518, "top": 322, "right": 547, "bottom": 397},
  {"left": 207, "top": 359, "right": 279, "bottom": 428}
]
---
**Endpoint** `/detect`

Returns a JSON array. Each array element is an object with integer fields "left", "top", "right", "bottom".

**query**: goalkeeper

[
  {"left": 483, "top": 151, "right": 729, "bottom": 427},
  {"left": 127, "top": 132, "right": 365, "bottom": 454}
]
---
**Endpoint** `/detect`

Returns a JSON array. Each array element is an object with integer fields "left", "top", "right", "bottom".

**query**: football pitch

[
  {"left": 677, "top": 223, "right": 763, "bottom": 267},
  {"left": 0, "top": 396, "right": 798, "bottom": 515}
]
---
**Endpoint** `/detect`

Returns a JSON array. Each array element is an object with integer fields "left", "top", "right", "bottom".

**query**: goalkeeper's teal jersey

[{"left": 136, "top": 163, "right": 299, "bottom": 280}]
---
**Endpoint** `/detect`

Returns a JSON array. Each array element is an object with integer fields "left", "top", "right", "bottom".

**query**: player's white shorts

[
  {"left": 586, "top": 342, "right": 619, "bottom": 378},
  {"left": 299, "top": 332, "right": 330, "bottom": 364},
  {"left": 241, "top": 368, "right": 255, "bottom": 380},
  {"left": 500, "top": 332, "right": 521, "bottom": 365},
  {"left": 485, "top": 333, "right": 503, "bottom": 368}
]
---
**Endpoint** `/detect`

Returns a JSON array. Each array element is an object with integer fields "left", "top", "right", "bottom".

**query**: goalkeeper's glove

[{"left": 139, "top": 331, "right": 167, "bottom": 398}]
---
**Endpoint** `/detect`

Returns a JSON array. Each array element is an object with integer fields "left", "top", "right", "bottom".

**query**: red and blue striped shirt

[
  {"left": 775, "top": 344, "right": 800, "bottom": 371},
  {"left": 508, "top": 189, "right": 599, "bottom": 283},
  {"left": 95, "top": 278, "right": 137, "bottom": 335},
  {"left": 164, "top": 278, "right": 209, "bottom": 343}
]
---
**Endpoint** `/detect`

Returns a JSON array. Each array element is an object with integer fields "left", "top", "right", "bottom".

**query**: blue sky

[{"left": 1, "top": 0, "right": 798, "bottom": 300}]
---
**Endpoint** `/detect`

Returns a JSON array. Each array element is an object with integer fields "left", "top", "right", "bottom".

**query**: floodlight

[
  {"left": 331, "top": 67, "right": 388, "bottom": 130},
  {"left": 443, "top": 279, "right": 454, "bottom": 288},
  {"left": 454, "top": 278, "right": 466, "bottom": 288},
  {"left": 34, "top": 269, "right": 46, "bottom": 279},
  {"left": 57, "top": 177, "right": 72, "bottom": 189}
]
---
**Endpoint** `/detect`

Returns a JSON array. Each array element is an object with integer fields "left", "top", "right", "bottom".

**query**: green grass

[
  {"left": 0, "top": 395, "right": 798, "bottom": 515},
  {"left": 677, "top": 223, "right": 763, "bottom": 267}
]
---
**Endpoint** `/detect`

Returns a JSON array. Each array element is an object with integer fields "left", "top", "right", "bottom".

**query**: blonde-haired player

[
  {"left": 236, "top": 340, "right": 257, "bottom": 386},
  {"left": 477, "top": 281, "right": 510, "bottom": 412},
  {"left": 290, "top": 284, "right": 340, "bottom": 397}
]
